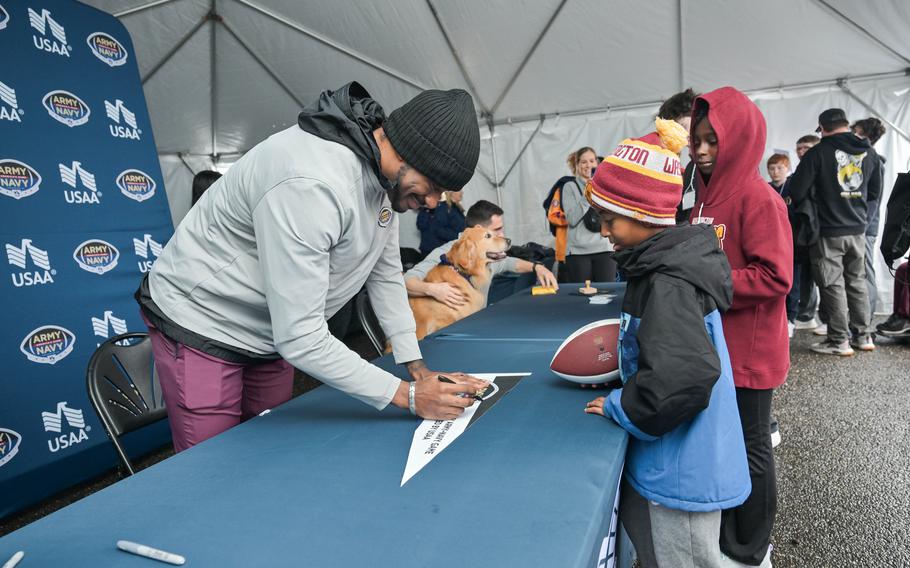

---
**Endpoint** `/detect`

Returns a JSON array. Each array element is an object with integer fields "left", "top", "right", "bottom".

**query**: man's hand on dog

[{"left": 428, "top": 282, "right": 468, "bottom": 308}]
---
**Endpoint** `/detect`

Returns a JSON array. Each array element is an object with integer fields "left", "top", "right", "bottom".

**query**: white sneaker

[
  {"left": 795, "top": 317, "right": 819, "bottom": 330},
  {"left": 850, "top": 334, "right": 875, "bottom": 352},
  {"left": 810, "top": 339, "right": 854, "bottom": 356},
  {"left": 787, "top": 322, "right": 795, "bottom": 338},
  {"left": 812, "top": 323, "right": 828, "bottom": 336}
]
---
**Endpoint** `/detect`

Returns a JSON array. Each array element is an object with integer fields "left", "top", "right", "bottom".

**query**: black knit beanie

[{"left": 384, "top": 89, "right": 480, "bottom": 190}]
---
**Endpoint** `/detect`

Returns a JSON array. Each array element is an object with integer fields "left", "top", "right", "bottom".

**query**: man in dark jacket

[{"left": 788, "top": 109, "right": 883, "bottom": 355}]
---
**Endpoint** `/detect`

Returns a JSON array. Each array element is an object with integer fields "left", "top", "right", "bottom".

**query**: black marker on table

[{"left": 437, "top": 375, "right": 485, "bottom": 401}]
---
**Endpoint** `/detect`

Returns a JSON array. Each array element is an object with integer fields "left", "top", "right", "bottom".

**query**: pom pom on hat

[{"left": 655, "top": 118, "right": 689, "bottom": 154}]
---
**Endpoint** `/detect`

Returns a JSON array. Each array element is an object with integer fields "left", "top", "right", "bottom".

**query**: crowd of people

[{"left": 151, "top": 81, "right": 906, "bottom": 568}]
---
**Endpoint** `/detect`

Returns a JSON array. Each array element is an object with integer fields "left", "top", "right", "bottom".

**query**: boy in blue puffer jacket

[{"left": 583, "top": 130, "right": 752, "bottom": 568}]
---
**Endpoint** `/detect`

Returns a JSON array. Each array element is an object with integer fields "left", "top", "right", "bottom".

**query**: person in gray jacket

[
  {"left": 137, "top": 82, "right": 488, "bottom": 451},
  {"left": 562, "top": 147, "right": 616, "bottom": 283}
]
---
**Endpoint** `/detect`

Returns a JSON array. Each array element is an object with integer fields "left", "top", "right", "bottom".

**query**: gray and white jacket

[
  {"left": 562, "top": 176, "right": 613, "bottom": 255},
  {"left": 147, "top": 124, "right": 419, "bottom": 410}
]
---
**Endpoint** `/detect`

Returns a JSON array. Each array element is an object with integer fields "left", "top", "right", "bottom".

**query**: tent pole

[
  {"left": 490, "top": 0, "right": 569, "bottom": 116},
  {"left": 491, "top": 69, "right": 910, "bottom": 127},
  {"left": 677, "top": 0, "right": 685, "bottom": 90},
  {"left": 210, "top": 2, "right": 218, "bottom": 158},
  {"left": 837, "top": 80, "right": 910, "bottom": 144},
  {"left": 425, "top": 0, "right": 489, "bottom": 114},
  {"left": 812, "top": 0, "right": 910, "bottom": 67},
  {"left": 487, "top": 117, "right": 502, "bottom": 206},
  {"left": 141, "top": 12, "right": 209, "bottom": 84},
  {"left": 177, "top": 153, "right": 198, "bottom": 176},
  {"left": 114, "top": 0, "right": 180, "bottom": 18},
  {"left": 230, "top": 0, "right": 428, "bottom": 92},
  {"left": 219, "top": 18, "right": 305, "bottom": 108},
  {"left": 498, "top": 116, "right": 545, "bottom": 188}
]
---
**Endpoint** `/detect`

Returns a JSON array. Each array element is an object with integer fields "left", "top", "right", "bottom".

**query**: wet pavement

[{"left": 772, "top": 329, "right": 910, "bottom": 567}]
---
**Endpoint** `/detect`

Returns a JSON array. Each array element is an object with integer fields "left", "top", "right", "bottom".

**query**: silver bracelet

[{"left": 408, "top": 381, "right": 417, "bottom": 416}]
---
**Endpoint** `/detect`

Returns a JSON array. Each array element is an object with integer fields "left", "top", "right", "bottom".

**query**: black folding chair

[
  {"left": 86, "top": 332, "right": 166, "bottom": 476},
  {"left": 355, "top": 290, "right": 387, "bottom": 358}
]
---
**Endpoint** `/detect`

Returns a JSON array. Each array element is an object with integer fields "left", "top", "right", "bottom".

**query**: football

[{"left": 550, "top": 319, "right": 622, "bottom": 383}]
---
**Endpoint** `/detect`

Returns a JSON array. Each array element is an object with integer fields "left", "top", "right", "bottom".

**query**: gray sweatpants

[
  {"left": 810, "top": 234, "right": 871, "bottom": 343},
  {"left": 620, "top": 478, "right": 738, "bottom": 568},
  {"left": 865, "top": 234, "right": 878, "bottom": 315}
]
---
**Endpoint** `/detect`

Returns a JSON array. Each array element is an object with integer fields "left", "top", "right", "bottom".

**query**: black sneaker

[{"left": 877, "top": 314, "right": 910, "bottom": 337}]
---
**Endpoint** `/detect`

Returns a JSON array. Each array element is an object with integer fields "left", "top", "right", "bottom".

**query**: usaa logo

[
  {"left": 73, "top": 239, "right": 119, "bottom": 274},
  {"left": 6, "top": 238, "right": 55, "bottom": 287},
  {"left": 104, "top": 99, "right": 140, "bottom": 140},
  {"left": 0, "top": 428, "right": 22, "bottom": 468},
  {"left": 116, "top": 169, "right": 156, "bottom": 202},
  {"left": 0, "top": 159, "right": 41, "bottom": 200},
  {"left": 86, "top": 32, "right": 127, "bottom": 67},
  {"left": 59, "top": 161, "right": 101, "bottom": 205},
  {"left": 42, "top": 90, "right": 90, "bottom": 127},
  {"left": 28, "top": 8, "right": 71, "bottom": 57},
  {"left": 20, "top": 325, "right": 76, "bottom": 365},
  {"left": 0, "top": 80, "right": 22, "bottom": 122},
  {"left": 133, "top": 233, "right": 163, "bottom": 273},
  {"left": 0, "top": 5, "right": 10, "bottom": 32}
]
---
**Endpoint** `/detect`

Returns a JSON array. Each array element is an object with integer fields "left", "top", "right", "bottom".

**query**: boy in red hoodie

[{"left": 689, "top": 87, "right": 793, "bottom": 567}]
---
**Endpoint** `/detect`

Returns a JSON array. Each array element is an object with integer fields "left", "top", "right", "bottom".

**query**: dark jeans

[
  {"left": 786, "top": 261, "right": 801, "bottom": 322},
  {"left": 721, "top": 387, "right": 776, "bottom": 565},
  {"left": 566, "top": 252, "right": 616, "bottom": 283}
]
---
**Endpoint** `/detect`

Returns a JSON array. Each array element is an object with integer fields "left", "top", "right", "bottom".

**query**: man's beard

[
  {"left": 386, "top": 183, "right": 409, "bottom": 213},
  {"left": 386, "top": 164, "right": 412, "bottom": 213}
]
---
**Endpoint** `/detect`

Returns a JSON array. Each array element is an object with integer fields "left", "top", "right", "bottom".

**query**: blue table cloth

[{"left": 1, "top": 286, "right": 631, "bottom": 567}]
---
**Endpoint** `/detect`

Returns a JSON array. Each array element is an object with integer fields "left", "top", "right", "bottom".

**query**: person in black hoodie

[{"left": 788, "top": 108, "right": 882, "bottom": 356}]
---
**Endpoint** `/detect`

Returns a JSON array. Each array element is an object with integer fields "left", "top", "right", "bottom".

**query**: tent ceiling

[{"left": 82, "top": 0, "right": 909, "bottom": 157}]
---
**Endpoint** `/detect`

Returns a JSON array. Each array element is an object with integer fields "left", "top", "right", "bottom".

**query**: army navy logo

[
  {"left": 0, "top": 159, "right": 41, "bottom": 199},
  {"left": 0, "top": 428, "right": 21, "bottom": 468},
  {"left": 0, "top": 5, "right": 9, "bottom": 31},
  {"left": 20, "top": 325, "right": 76, "bottom": 365},
  {"left": 87, "top": 32, "right": 128, "bottom": 67},
  {"left": 377, "top": 206, "right": 393, "bottom": 228},
  {"left": 116, "top": 169, "right": 156, "bottom": 202},
  {"left": 42, "top": 90, "right": 90, "bottom": 127},
  {"left": 73, "top": 239, "right": 119, "bottom": 274}
]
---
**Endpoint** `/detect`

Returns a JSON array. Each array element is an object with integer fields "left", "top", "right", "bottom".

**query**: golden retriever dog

[{"left": 409, "top": 226, "right": 511, "bottom": 340}]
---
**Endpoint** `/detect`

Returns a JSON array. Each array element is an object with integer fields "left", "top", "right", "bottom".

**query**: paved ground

[
  {"left": 772, "top": 328, "right": 910, "bottom": 567},
  {"left": 3, "top": 327, "right": 909, "bottom": 567}
]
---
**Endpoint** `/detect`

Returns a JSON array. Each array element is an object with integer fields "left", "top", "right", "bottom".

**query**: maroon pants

[
  {"left": 146, "top": 324, "right": 293, "bottom": 452},
  {"left": 895, "top": 262, "right": 910, "bottom": 318}
]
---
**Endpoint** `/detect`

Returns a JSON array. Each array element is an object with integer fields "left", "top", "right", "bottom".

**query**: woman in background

[
  {"left": 562, "top": 147, "right": 615, "bottom": 283},
  {"left": 417, "top": 189, "right": 466, "bottom": 258}
]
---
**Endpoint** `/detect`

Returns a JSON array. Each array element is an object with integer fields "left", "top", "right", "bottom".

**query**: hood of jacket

[
  {"left": 297, "top": 82, "right": 390, "bottom": 189},
  {"left": 615, "top": 223, "right": 732, "bottom": 311},
  {"left": 691, "top": 87, "right": 767, "bottom": 206}
]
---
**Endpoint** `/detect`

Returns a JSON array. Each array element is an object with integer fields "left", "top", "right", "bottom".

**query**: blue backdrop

[{"left": 0, "top": 0, "right": 173, "bottom": 517}]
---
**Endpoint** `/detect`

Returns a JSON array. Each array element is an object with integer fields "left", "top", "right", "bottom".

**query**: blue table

[{"left": 1, "top": 286, "right": 631, "bottom": 567}]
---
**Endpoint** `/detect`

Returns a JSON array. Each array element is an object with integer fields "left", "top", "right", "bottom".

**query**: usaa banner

[{"left": 0, "top": 0, "right": 173, "bottom": 517}]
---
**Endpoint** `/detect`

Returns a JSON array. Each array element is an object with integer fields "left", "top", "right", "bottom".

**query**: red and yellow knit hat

[{"left": 585, "top": 118, "right": 685, "bottom": 226}]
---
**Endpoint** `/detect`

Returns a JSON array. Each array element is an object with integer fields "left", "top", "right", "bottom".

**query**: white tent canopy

[{"left": 85, "top": 0, "right": 910, "bottom": 310}]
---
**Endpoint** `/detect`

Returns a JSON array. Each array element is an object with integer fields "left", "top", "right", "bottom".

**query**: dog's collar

[{"left": 439, "top": 253, "right": 472, "bottom": 282}]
